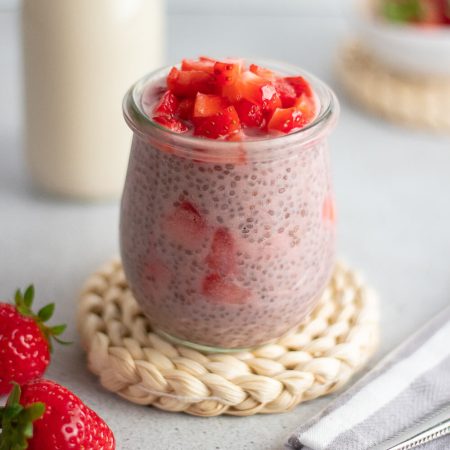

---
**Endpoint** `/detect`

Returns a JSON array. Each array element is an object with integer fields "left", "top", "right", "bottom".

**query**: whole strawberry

[
  {"left": 0, "top": 380, "right": 116, "bottom": 450},
  {"left": 0, "top": 286, "right": 67, "bottom": 395}
]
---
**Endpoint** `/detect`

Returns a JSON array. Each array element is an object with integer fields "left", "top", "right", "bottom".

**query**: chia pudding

[{"left": 121, "top": 57, "right": 339, "bottom": 350}]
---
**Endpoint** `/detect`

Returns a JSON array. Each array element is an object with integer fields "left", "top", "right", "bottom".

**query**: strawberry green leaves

[
  {"left": 13, "top": 286, "right": 69, "bottom": 351},
  {"left": 382, "top": 0, "right": 450, "bottom": 25},
  {"left": 383, "top": 0, "right": 422, "bottom": 22},
  {"left": 37, "top": 303, "right": 54, "bottom": 322},
  {"left": 0, "top": 384, "right": 45, "bottom": 450}
]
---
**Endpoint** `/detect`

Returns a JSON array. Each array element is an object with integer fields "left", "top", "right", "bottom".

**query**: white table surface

[{"left": 1, "top": 6, "right": 450, "bottom": 450}]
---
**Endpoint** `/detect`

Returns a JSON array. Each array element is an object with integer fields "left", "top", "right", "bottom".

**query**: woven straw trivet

[
  {"left": 77, "top": 259, "right": 379, "bottom": 416},
  {"left": 337, "top": 42, "right": 450, "bottom": 132}
]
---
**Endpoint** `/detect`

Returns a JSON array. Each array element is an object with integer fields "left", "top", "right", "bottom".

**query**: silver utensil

[{"left": 386, "top": 418, "right": 450, "bottom": 450}]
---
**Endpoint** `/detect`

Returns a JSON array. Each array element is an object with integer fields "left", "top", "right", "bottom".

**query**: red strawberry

[
  {"left": 0, "top": 303, "right": 19, "bottom": 322},
  {"left": 234, "top": 99, "right": 264, "bottom": 128},
  {"left": 418, "top": 0, "right": 450, "bottom": 24},
  {"left": 202, "top": 273, "right": 251, "bottom": 304},
  {"left": 221, "top": 80, "right": 244, "bottom": 103},
  {"left": 284, "top": 76, "right": 313, "bottom": 99},
  {"left": 167, "top": 67, "right": 216, "bottom": 97},
  {"left": 240, "top": 71, "right": 281, "bottom": 112},
  {"left": 0, "top": 380, "right": 115, "bottom": 450},
  {"left": 181, "top": 58, "right": 215, "bottom": 73},
  {"left": 274, "top": 78, "right": 298, "bottom": 108},
  {"left": 249, "top": 64, "right": 276, "bottom": 81},
  {"left": 214, "top": 60, "right": 243, "bottom": 86},
  {"left": 193, "top": 93, "right": 228, "bottom": 118},
  {"left": 164, "top": 201, "right": 208, "bottom": 250},
  {"left": 206, "top": 228, "right": 236, "bottom": 276},
  {"left": 178, "top": 97, "right": 195, "bottom": 120},
  {"left": 144, "top": 259, "right": 172, "bottom": 294},
  {"left": 193, "top": 105, "right": 241, "bottom": 139},
  {"left": 153, "top": 90, "right": 179, "bottom": 117},
  {"left": 295, "top": 94, "right": 316, "bottom": 124},
  {"left": 153, "top": 115, "right": 188, "bottom": 133},
  {"left": 441, "top": 0, "right": 450, "bottom": 24},
  {"left": 267, "top": 106, "right": 307, "bottom": 134},
  {"left": 0, "top": 286, "right": 68, "bottom": 396},
  {"left": 322, "top": 194, "right": 336, "bottom": 225},
  {"left": 199, "top": 56, "right": 216, "bottom": 62}
]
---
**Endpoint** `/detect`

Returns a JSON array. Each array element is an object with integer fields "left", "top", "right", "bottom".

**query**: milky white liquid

[{"left": 22, "top": 0, "right": 165, "bottom": 199}]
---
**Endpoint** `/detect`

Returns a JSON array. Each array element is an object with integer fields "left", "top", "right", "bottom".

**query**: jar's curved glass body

[{"left": 121, "top": 63, "right": 339, "bottom": 350}]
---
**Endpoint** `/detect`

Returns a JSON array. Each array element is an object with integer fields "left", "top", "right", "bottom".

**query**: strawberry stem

[
  {"left": 0, "top": 384, "right": 45, "bottom": 450},
  {"left": 14, "top": 286, "right": 70, "bottom": 352},
  {"left": 383, "top": 0, "right": 423, "bottom": 22}
]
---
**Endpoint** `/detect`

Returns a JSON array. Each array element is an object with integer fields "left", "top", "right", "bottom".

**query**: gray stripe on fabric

[
  {"left": 325, "top": 357, "right": 450, "bottom": 450},
  {"left": 290, "top": 435, "right": 450, "bottom": 450},
  {"left": 286, "top": 306, "right": 450, "bottom": 450}
]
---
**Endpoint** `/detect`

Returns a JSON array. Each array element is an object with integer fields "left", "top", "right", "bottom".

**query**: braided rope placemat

[
  {"left": 337, "top": 42, "right": 450, "bottom": 132},
  {"left": 77, "top": 259, "right": 379, "bottom": 416}
]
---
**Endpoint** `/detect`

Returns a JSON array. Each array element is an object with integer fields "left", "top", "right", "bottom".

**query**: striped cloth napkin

[{"left": 286, "top": 306, "right": 450, "bottom": 450}]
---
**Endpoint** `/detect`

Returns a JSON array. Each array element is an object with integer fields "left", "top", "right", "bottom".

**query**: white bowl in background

[{"left": 350, "top": 0, "right": 450, "bottom": 77}]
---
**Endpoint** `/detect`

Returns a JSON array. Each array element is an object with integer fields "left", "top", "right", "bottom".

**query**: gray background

[{"left": 1, "top": 1, "right": 450, "bottom": 449}]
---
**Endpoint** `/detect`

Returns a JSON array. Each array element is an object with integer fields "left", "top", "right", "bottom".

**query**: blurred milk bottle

[{"left": 22, "top": 0, "right": 165, "bottom": 199}]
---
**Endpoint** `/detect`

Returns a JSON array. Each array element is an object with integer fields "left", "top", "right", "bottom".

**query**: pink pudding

[{"left": 121, "top": 57, "right": 339, "bottom": 350}]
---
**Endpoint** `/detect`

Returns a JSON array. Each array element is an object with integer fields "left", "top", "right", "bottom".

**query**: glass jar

[{"left": 121, "top": 61, "right": 339, "bottom": 351}]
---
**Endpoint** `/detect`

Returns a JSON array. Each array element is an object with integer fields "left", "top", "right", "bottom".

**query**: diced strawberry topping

[
  {"left": 164, "top": 201, "right": 208, "bottom": 249},
  {"left": 267, "top": 106, "right": 307, "bottom": 134},
  {"left": 181, "top": 58, "right": 215, "bottom": 73},
  {"left": 193, "top": 93, "right": 228, "bottom": 117},
  {"left": 167, "top": 67, "right": 217, "bottom": 97},
  {"left": 200, "top": 56, "right": 216, "bottom": 61},
  {"left": 274, "top": 78, "right": 298, "bottom": 108},
  {"left": 206, "top": 227, "right": 235, "bottom": 276},
  {"left": 193, "top": 105, "right": 241, "bottom": 139},
  {"left": 234, "top": 99, "right": 264, "bottom": 127},
  {"left": 178, "top": 98, "right": 195, "bottom": 120},
  {"left": 284, "top": 76, "right": 313, "bottom": 99},
  {"left": 249, "top": 64, "right": 276, "bottom": 81},
  {"left": 150, "top": 57, "right": 316, "bottom": 138},
  {"left": 267, "top": 93, "right": 317, "bottom": 134},
  {"left": 222, "top": 81, "right": 244, "bottom": 103},
  {"left": 295, "top": 94, "right": 316, "bottom": 124},
  {"left": 240, "top": 71, "right": 281, "bottom": 112},
  {"left": 202, "top": 273, "right": 251, "bottom": 304},
  {"left": 167, "top": 67, "right": 179, "bottom": 90},
  {"left": 153, "top": 115, "right": 188, "bottom": 133},
  {"left": 153, "top": 90, "right": 179, "bottom": 117},
  {"left": 214, "top": 60, "right": 243, "bottom": 86}
]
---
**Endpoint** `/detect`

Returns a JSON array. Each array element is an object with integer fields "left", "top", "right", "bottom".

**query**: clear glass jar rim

[{"left": 123, "top": 59, "right": 339, "bottom": 159}]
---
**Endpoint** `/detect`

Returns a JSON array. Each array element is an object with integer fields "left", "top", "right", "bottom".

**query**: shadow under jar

[{"left": 121, "top": 61, "right": 340, "bottom": 351}]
